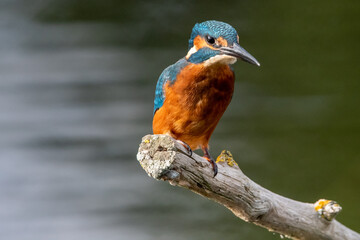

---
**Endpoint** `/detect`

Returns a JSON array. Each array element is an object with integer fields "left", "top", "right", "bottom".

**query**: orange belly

[{"left": 153, "top": 63, "right": 234, "bottom": 150}]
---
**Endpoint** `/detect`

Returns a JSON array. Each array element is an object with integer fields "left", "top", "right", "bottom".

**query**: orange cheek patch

[
  {"left": 193, "top": 35, "right": 230, "bottom": 49},
  {"left": 193, "top": 35, "right": 217, "bottom": 50},
  {"left": 216, "top": 37, "right": 229, "bottom": 47}
]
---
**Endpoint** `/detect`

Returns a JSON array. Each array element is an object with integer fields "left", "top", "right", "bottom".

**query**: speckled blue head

[
  {"left": 188, "top": 20, "right": 238, "bottom": 50},
  {"left": 186, "top": 20, "right": 260, "bottom": 66}
]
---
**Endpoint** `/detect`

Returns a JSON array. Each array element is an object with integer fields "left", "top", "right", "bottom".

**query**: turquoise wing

[{"left": 153, "top": 58, "right": 188, "bottom": 114}]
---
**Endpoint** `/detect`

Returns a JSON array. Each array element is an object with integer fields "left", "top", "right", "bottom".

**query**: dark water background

[{"left": 1, "top": 1, "right": 359, "bottom": 239}]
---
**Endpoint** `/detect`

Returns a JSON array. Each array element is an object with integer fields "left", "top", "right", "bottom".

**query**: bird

[{"left": 152, "top": 20, "right": 260, "bottom": 177}]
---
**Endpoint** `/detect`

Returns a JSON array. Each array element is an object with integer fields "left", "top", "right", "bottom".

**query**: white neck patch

[
  {"left": 203, "top": 55, "right": 237, "bottom": 67},
  {"left": 185, "top": 46, "right": 198, "bottom": 60}
]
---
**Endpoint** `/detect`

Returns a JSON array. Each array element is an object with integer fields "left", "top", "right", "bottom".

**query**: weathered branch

[{"left": 137, "top": 134, "right": 360, "bottom": 240}]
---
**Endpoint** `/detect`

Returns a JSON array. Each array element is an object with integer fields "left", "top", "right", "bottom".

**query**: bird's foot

[
  {"left": 202, "top": 147, "right": 218, "bottom": 177},
  {"left": 203, "top": 155, "right": 218, "bottom": 177},
  {"left": 176, "top": 140, "right": 192, "bottom": 157}
]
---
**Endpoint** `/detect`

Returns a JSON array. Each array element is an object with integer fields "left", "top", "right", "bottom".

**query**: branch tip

[{"left": 314, "top": 199, "right": 342, "bottom": 221}]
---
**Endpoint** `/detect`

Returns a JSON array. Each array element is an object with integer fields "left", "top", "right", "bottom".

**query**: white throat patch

[
  {"left": 185, "top": 46, "right": 198, "bottom": 60},
  {"left": 203, "top": 55, "right": 237, "bottom": 67}
]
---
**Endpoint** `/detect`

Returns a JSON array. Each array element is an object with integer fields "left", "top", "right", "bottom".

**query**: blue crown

[{"left": 188, "top": 20, "right": 238, "bottom": 50}]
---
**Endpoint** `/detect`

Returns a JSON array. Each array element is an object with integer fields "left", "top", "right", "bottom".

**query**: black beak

[{"left": 221, "top": 43, "right": 260, "bottom": 66}]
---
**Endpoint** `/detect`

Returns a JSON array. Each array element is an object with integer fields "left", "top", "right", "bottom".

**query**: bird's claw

[
  {"left": 203, "top": 147, "right": 218, "bottom": 177},
  {"left": 204, "top": 156, "right": 218, "bottom": 177},
  {"left": 176, "top": 140, "right": 192, "bottom": 157}
]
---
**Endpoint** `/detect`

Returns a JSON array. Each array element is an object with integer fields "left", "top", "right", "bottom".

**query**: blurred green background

[{"left": 1, "top": 0, "right": 359, "bottom": 239}]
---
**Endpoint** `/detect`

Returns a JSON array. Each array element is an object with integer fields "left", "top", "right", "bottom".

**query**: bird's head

[{"left": 186, "top": 20, "right": 260, "bottom": 67}]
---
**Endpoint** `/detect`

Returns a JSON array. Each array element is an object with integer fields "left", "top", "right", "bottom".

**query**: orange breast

[{"left": 153, "top": 63, "right": 234, "bottom": 150}]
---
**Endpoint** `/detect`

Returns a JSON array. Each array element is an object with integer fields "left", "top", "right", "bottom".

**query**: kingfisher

[{"left": 152, "top": 20, "right": 260, "bottom": 176}]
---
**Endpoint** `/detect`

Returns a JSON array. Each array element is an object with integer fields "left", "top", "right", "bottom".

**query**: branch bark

[{"left": 137, "top": 134, "right": 360, "bottom": 240}]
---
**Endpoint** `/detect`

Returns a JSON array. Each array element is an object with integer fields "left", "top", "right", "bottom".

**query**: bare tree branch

[{"left": 137, "top": 134, "right": 360, "bottom": 240}]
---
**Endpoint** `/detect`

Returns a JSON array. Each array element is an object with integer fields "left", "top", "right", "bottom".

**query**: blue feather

[
  {"left": 153, "top": 58, "right": 189, "bottom": 114},
  {"left": 187, "top": 48, "right": 218, "bottom": 64},
  {"left": 188, "top": 20, "right": 238, "bottom": 50}
]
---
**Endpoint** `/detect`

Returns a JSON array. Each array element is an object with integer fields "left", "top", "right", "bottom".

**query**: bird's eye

[{"left": 206, "top": 35, "right": 216, "bottom": 45}]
